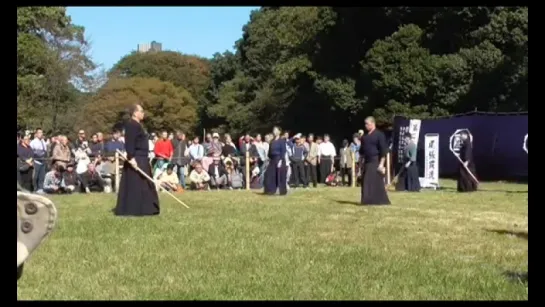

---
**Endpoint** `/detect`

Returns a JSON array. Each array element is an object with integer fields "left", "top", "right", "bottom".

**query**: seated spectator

[
  {"left": 63, "top": 163, "right": 79, "bottom": 192},
  {"left": 189, "top": 162, "right": 210, "bottom": 191},
  {"left": 95, "top": 157, "right": 115, "bottom": 192},
  {"left": 81, "top": 163, "right": 108, "bottom": 193},
  {"left": 52, "top": 135, "right": 71, "bottom": 169},
  {"left": 224, "top": 158, "right": 243, "bottom": 190},
  {"left": 43, "top": 165, "right": 72, "bottom": 194},
  {"left": 208, "top": 158, "right": 228, "bottom": 189},
  {"left": 157, "top": 164, "right": 181, "bottom": 192}
]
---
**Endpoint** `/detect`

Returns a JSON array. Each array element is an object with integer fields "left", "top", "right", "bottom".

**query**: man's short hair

[
  {"left": 405, "top": 132, "right": 412, "bottom": 139},
  {"left": 365, "top": 116, "right": 376, "bottom": 124},
  {"left": 128, "top": 104, "right": 141, "bottom": 117}
]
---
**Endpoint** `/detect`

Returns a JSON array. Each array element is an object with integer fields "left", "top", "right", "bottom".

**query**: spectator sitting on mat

[
  {"left": 63, "top": 163, "right": 79, "bottom": 193},
  {"left": 158, "top": 164, "right": 181, "bottom": 192},
  {"left": 81, "top": 163, "right": 108, "bottom": 193},
  {"left": 43, "top": 165, "right": 72, "bottom": 194},
  {"left": 189, "top": 162, "right": 210, "bottom": 191}
]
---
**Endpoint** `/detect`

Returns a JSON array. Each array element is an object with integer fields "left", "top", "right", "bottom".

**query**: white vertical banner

[
  {"left": 424, "top": 133, "right": 439, "bottom": 185},
  {"left": 409, "top": 119, "right": 422, "bottom": 145}
]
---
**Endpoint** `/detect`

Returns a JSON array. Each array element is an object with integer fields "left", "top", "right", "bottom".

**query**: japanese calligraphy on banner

[
  {"left": 523, "top": 134, "right": 528, "bottom": 154},
  {"left": 424, "top": 133, "right": 439, "bottom": 184},
  {"left": 408, "top": 119, "right": 422, "bottom": 145},
  {"left": 396, "top": 119, "right": 422, "bottom": 164},
  {"left": 449, "top": 128, "right": 473, "bottom": 156},
  {"left": 397, "top": 125, "right": 410, "bottom": 164}
]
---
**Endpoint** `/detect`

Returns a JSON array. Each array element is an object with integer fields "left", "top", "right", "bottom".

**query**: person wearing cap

[
  {"left": 62, "top": 163, "right": 79, "bottom": 193},
  {"left": 208, "top": 157, "right": 228, "bottom": 189}
]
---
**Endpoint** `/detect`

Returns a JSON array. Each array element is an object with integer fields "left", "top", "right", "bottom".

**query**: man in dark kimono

[
  {"left": 114, "top": 104, "right": 160, "bottom": 216},
  {"left": 264, "top": 126, "right": 288, "bottom": 195},
  {"left": 457, "top": 131, "right": 478, "bottom": 192},
  {"left": 359, "top": 117, "right": 391, "bottom": 205},
  {"left": 395, "top": 133, "right": 421, "bottom": 192}
]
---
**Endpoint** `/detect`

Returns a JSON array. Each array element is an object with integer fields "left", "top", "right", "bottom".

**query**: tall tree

[
  {"left": 82, "top": 77, "right": 198, "bottom": 134},
  {"left": 17, "top": 7, "right": 96, "bottom": 133}
]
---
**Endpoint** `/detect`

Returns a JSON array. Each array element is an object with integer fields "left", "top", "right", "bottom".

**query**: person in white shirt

[
  {"left": 189, "top": 162, "right": 210, "bottom": 191},
  {"left": 318, "top": 134, "right": 336, "bottom": 183}
]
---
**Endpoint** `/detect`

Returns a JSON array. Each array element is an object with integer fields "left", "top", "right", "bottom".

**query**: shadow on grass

[
  {"left": 333, "top": 199, "right": 361, "bottom": 206},
  {"left": 503, "top": 271, "right": 528, "bottom": 284},
  {"left": 486, "top": 229, "right": 528, "bottom": 240},
  {"left": 439, "top": 186, "right": 527, "bottom": 194}
]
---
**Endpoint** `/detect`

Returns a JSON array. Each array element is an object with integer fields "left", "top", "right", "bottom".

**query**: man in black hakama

[
  {"left": 264, "top": 127, "right": 288, "bottom": 196},
  {"left": 395, "top": 133, "right": 421, "bottom": 192},
  {"left": 359, "top": 117, "right": 391, "bottom": 205},
  {"left": 115, "top": 104, "right": 160, "bottom": 216},
  {"left": 457, "top": 132, "right": 478, "bottom": 193}
]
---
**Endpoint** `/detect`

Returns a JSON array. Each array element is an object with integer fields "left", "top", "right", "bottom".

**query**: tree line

[{"left": 17, "top": 7, "right": 528, "bottom": 141}]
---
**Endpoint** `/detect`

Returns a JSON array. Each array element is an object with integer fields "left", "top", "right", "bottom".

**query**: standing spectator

[
  {"left": 318, "top": 134, "right": 336, "bottom": 183},
  {"left": 17, "top": 135, "right": 34, "bottom": 191},
  {"left": 306, "top": 134, "right": 319, "bottom": 188},
  {"left": 202, "top": 132, "right": 222, "bottom": 171},
  {"left": 188, "top": 136, "right": 204, "bottom": 167},
  {"left": 255, "top": 134, "right": 269, "bottom": 185},
  {"left": 222, "top": 134, "right": 238, "bottom": 162},
  {"left": 203, "top": 133, "right": 212, "bottom": 156},
  {"left": 189, "top": 162, "right": 210, "bottom": 191},
  {"left": 153, "top": 131, "right": 174, "bottom": 178},
  {"left": 339, "top": 139, "right": 354, "bottom": 186},
  {"left": 75, "top": 130, "right": 87, "bottom": 150},
  {"left": 350, "top": 133, "right": 361, "bottom": 181},
  {"left": 30, "top": 128, "right": 48, "bottom": 192},
  {"left": 291, "top": 135, "right": 308, "bottom": 188},
  {"left": 171, "top": 131, "right": 189, "bottom": 189},
  {"left": 105, "top": 130, "right": 125, "bottom": 155},
  {"left": 148, "top": 133, "right": 157, "bottom": 159},
  {"left": 89, "top": 133, "right": 104, "bottom": 158},
  {"left": 81, "top": 163, "right": 107, "bottom": 193},
  {"left": 51, "top": 135, "right": 71, "bottom": 170}
]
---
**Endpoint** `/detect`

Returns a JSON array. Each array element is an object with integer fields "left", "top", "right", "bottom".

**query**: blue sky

[{"left": 67, "top": 7, "right": 259, "bottom": 71}]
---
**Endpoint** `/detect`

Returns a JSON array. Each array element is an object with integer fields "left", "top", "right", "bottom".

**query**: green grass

[{"left": 17, "top": 180, "right": 528, "bottom": 300}]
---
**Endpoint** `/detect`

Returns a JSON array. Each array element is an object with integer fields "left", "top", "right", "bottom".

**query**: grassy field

[{"left": 17, "top": 180, "right": 528, "bottom": 300}]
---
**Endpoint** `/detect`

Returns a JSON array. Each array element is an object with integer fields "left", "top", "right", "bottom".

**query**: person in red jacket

[{"left": 153, "top": 131, "right": 174, "bottom": 178}]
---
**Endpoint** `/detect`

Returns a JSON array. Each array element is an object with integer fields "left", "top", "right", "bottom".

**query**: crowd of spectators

[{"left": 17, "top": 127, "right": 366, "bottom": 195}]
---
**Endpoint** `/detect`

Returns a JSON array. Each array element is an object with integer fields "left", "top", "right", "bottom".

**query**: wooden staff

[
  {"left": 386, "top": 152, "right": 391, "bottom": 185},
  {"left": 116, "top": 150, "right": 190, "bottom": 209},
  {"left": 245, "top": 151, "right": 250, "bottom": 190},
  {"left": 350, "top": 151, "right": 356, "bottom": 188},
  {"left": 115, "top": 152, "right": 120, "bottom": 192}
]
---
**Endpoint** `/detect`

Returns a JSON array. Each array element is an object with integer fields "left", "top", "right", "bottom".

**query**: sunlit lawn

[{"left": 17, "top": 180, "right": 528, "bottom": 300}]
